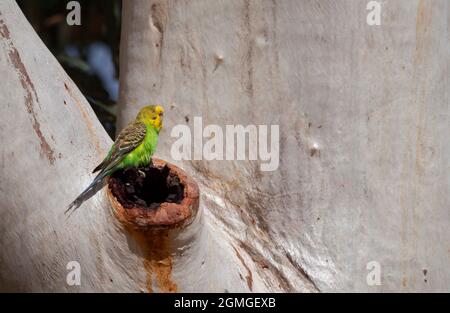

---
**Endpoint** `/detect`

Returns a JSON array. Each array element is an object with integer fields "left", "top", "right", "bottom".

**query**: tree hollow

[{"left": 107, "top": 158, "right": 199, "bottom": 230}]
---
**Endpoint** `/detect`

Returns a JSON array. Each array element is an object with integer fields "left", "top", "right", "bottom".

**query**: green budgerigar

[{"left": 66, "top": 105, "right": 164, "bottom": 216}]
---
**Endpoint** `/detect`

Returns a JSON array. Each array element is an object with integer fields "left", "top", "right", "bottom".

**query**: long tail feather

[
  {"left": 65, "top": 172, "right": 109, "bottom": 218},
  {"left": 92, "top": 161, "right": 105, "bottom": 173}
]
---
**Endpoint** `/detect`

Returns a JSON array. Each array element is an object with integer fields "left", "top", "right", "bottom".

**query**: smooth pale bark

[
  {"left": 118, "top": 0, "right": 450, "bottom": 292},
  {"left": 0, "top": 1, "right": 278, "bottom": 293},
  {"left": 0, "top": 1, "right": 162, "bottom": 292}
]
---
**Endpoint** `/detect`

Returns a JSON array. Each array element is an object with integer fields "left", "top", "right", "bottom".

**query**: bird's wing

[{"left": 93, "top": 120, "right": 147, "bottom": 174}]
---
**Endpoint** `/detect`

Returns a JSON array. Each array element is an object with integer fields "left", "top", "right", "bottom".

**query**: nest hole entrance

[{"left": 109, "top": 164, "right": 185, "bottom": 210}]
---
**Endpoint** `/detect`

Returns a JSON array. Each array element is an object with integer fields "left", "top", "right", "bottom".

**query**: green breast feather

[{"left": 118, "top": 125, "right": 158, "bottom": 170}]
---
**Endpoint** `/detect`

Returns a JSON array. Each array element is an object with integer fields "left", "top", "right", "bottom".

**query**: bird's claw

[{"left": 138, "top": 169, "right": 146, "bottom": 178}]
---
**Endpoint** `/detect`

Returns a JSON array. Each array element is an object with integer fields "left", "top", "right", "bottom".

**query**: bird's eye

[{"left": 152, "top": 116, "right": 157, "bottom": 120}]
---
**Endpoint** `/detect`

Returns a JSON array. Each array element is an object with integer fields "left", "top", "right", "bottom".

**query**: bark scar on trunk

[
  {"left": 107, "top": 158, "right": 200, "bottom": 292},
  {"left": 150, "top": 2, "right": 168, "bottom": 63},
  {"left": 0, "top": 16, "right": 55, "bottom": 165}
]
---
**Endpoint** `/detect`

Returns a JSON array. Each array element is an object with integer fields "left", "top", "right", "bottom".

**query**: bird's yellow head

[{"left": 136, "top": 105, "right": 164, "bottom": 132}]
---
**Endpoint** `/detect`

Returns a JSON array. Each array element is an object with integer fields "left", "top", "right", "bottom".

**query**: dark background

[{"left": 18, "top": 0, "right": 122, "bottom": 138}]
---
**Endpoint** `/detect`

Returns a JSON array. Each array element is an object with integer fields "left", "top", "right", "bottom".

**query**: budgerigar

[{"left": 66, "top": 105, "right": 164, "bottom": 216}]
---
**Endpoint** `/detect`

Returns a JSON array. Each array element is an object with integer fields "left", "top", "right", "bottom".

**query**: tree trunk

[
  {"left": 0, "top": 0, "right": 289, "bottom": 292},
  {"left": 118, "top": 0, "right": 450, "bottom": 292},
  {"left": 1, "top": 0, "right": 449, "bottom": 292},
  {"left": 0, "top": 1, "right": 144, "bottom": 292}
]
